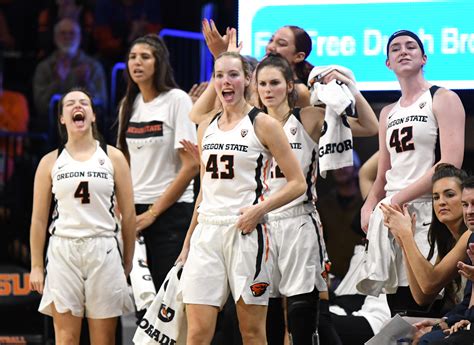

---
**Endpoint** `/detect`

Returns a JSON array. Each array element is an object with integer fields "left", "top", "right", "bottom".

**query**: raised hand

[{"left": 202, "top": 19, "right": 229, "bottom": 58}]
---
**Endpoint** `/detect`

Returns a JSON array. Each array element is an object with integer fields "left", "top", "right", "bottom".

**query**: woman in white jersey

[
  {"left": 255, "top": 53, "right": 378, "bottom": 345},
  {"left": 177, "top": 51, "right": 306, "bottom": 345},
  {"left": 117, "top": 34, "right": 199, "bottom": 291},
  {"left": 29, "top": 88, "right": 135, "bottom": 344},
  {"left": 360, "top": 30, "right": 465, "bottom": 315}
]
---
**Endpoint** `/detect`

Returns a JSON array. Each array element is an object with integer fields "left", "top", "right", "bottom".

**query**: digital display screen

[{"left": 238, "top": 0, "right": 474, "bottom": 90}]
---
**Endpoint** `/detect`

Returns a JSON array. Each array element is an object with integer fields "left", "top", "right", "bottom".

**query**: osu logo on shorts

[
  {"left": 158, "top": 304, "right": 175, "bottom": 322},
  {"left": 250, "top": 282, "right": 269, "bottom": 297}
]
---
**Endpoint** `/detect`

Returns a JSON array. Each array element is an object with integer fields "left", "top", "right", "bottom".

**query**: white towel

[
  {"left": 356, "top": 196, "right": 399, "bottom": 297},
  {"left": 335, "top": 245, "right": 367, "bottom": 296},
  {"left": 133, "top": 263, "right": 187, "bottom": 345},
  {"left": 130, "top": 237, "right": 156, "bottom": 311},
  {"left": 308, "top": 65, "right": 355, "bottom": 178},
  {"left": 333, "top": 245, "right": 391, "bottom": 334}
]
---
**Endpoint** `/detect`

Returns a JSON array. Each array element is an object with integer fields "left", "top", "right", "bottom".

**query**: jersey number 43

[{"left": 205, "top": 154, "right": 235, "bottom": 179}]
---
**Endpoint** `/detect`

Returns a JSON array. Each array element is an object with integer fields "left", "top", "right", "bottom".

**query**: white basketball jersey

[
  {"left": 269, "top": 110, "right": 318, "bottom": 213},
  {"left": 199, "top": 108, "right": 272, "bottom": 216},
  {"left": 49, "top": 142, "right": 118, "bottom": 238},
  {"left": 385, "top": 87, "right": 439, "bottom": 196}
]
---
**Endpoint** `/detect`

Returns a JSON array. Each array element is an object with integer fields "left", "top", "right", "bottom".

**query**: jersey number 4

[
  {"left": 389, "top": 126, "right": 415, "bottom": 153},
  {"left": 74, "top": 181, "right": 91, "bottom": 204},
  {"left": 206, "top": 154, "right": 235, "bottom": 179}
]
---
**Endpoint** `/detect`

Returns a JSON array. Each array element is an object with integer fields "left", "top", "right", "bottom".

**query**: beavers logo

[
  {"left": 158, "top": 304, "right": 175, "bottom": 322},
  {"left": 250, "top": 282, "right": 269, "bottom": 297},
  {"left": 320, "top": 121, "right": 328, "bottom": 136},
  {"left": 419, "top": 101, "right": 426, "bottom": 109},
  {"left": 321, "top": 260, "right": 332, "bottom": 280},
  {"left": 241, "top": 129, "right": 248, "bottom": 137},
  {"left": 98, "top": 158, "right": 105, "bottom": 165},
  {"left": 290, "top": 127, "right": 297, "bottom": 135}
]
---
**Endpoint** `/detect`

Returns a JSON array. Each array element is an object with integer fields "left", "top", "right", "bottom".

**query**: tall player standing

[
  {"left": 177, "top": 51, "right": 306, "bottom": 345},
  {"left": 360, "top": 30, "right": 465, "bottom": 314},
  {"left": 29, "top": 88, "right": 135, "bottom": 344}
]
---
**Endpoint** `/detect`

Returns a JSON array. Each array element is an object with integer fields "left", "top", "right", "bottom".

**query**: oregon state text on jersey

[
  {"left": 385, "top": 87, "right": 439, "bottom": 195},
  {"left": 50, "top": 141, "right": 117, "bottom": 237},
  {"left": 268, "top": 110, "right": 318, "bottom": 212},
  {"left": 199, "top": 108, "right": 272, "bottom": 216}
]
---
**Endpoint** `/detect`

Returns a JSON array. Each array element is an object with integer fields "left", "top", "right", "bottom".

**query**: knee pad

[{"left": 287, "top": 290, "right": 319, "bottom": 345}]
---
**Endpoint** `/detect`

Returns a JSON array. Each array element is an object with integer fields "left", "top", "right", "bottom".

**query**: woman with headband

[{"left": 360, "top": 30, "right": 465, "bottom": 315}]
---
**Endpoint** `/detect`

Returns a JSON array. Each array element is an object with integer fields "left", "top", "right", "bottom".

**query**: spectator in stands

[
  {"left": 0, "top": 9, "right": 15, "bottom": 49},
  {"left": 0, "top": 1, "right": 41, "bottom": 55},
  {"left": 32, "top": 18, "right": 107, "bottom": 133},
  {"left": 36, "top": 0, "right": 95, "bottom": 59},
  {"left": 0, "top": 61, "right": 29, "bottom": 133},
  {"left": 0, "top": 59, "right": 29, "bottom": 183},
  {"left": 93, "top": 0, "right": 161, "bottom": 67}
]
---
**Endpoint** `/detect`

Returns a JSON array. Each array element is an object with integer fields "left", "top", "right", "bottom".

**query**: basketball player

[
  {"left": 177, "top": 52, "right": 306, "bottom": 345},
  {"left": 255, "top": 53, "right": 378, "bottom": 344},
  {"left": 360, "top": 30, "right": 465, "bottom": 314},
  {"left": 29, "top": 88, "right": 135, "bottom": 344}
]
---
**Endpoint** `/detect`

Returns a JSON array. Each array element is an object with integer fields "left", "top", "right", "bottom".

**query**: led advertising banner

[{"left": 238, "top": 0, "right": 474, "bottom": 90}]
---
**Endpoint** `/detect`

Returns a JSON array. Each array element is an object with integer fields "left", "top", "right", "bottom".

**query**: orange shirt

[{"left": 0, "top": 90, "right": 29, "bottom": 132}]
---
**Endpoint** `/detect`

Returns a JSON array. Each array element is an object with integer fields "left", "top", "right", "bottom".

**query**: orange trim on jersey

[
  {"left": 263, "top": 223, "right": 269, "bottom": 262},
  {"left": 260, "top": 159, "right": 270, "bottom": 202}
]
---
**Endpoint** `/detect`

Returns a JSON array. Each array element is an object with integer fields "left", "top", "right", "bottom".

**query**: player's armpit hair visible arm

[
  {"left": 110, "top": 146, "right": 135, "bottom": 275},
  {"left": 403, "top": 228, "right": 470, "bottom": 298},
  {"left": 391, "top": 89, "right": 465, "bottom": 206},
  {"left": 359, "top": 151, "right": 379, "bottom": 200},
  {"left": 189, "top": 77, "right": 221, "bottom": 124},
  {"left": 255, "top": 114, "right": 306, "bottom": 214},
  {"left": 299, "top": 106, "right": 325, "bottom": 143}
]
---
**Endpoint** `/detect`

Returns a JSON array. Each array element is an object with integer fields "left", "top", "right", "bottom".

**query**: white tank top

[
  {"left": 385, "top": 87, "right": 439, "bottom": 197},
  {"left": 199, "top": 108, "right": 272, "bottom": 216},
  {"left": 269, "top": 109, "right": 318, "bottom": 213},
  {"left": 49, "top": 141, "right": 117, "bottom": 238}
]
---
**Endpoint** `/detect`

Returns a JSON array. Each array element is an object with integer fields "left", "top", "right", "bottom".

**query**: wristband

[{"left": 148, "top": 205, "right": 158, "bottom": 218}]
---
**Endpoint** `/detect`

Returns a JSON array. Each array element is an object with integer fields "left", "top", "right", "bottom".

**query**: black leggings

[
  {"left": 331, "top": 314, "right": 373, "bottom": 345},
  {"left": 387, "top": 287, "right": 445, "bottom": 317},
  {"left": 136, "top": 202, "right": 193, "bottom": 290}
]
